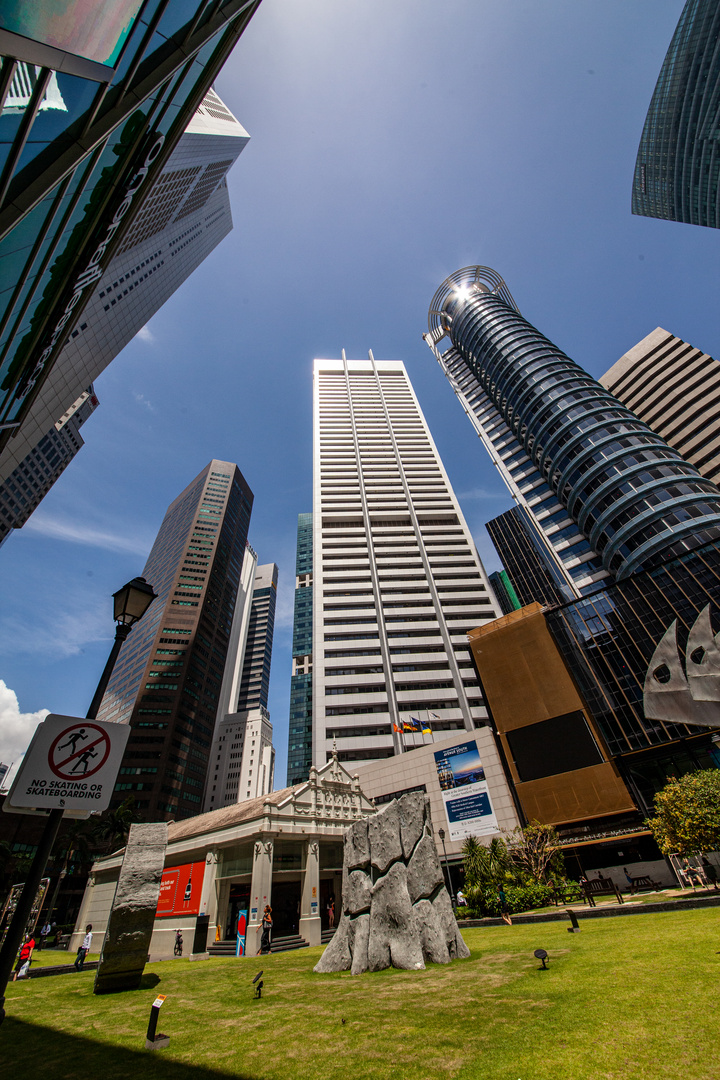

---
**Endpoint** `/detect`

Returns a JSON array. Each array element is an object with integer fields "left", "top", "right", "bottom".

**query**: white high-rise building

[
  {"left": 0, "top": 89, "right": 249, "bottom": 486},
  {"left": 312, "top": 353, "right": 503, "bottom": 773},
  {"left": 203, "top": 548, "right": 277, "bottom": 810}
]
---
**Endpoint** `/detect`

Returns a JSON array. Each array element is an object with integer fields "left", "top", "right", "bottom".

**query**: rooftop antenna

[
  {"left": 341, "top": 349, "right": 347, "bottom": 361},
  {"left": 368, "top": 349, "right": 375, "bottom": 362}
]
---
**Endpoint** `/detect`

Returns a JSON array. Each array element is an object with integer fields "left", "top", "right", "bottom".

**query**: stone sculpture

[
  {"left": 314, "top": 792, "right": 469, "bottom": 974},
  {"left": 94, "top": 822, "right": 168, "bottom": 994}
]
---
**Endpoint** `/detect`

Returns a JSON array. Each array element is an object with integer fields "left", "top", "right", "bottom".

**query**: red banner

[{"left": 156, "top": 861, "right": 205, "bottom": 916}]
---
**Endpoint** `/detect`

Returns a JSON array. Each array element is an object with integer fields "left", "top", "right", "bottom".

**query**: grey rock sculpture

[
  {"left": 315, "top": 793, "right": 469, "bottom": 974},
  {"left": 94, "top": 822, "right": 168, "bottom": 994}
]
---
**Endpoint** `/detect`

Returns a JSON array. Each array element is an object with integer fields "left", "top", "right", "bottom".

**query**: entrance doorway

[
  {"left": 271, "top": 880, "right": 301, "bottom": 937},
  {"left": 225, "top": 883, "right": 251, "bottom": 940}
]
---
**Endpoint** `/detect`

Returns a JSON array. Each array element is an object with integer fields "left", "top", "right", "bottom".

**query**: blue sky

[{"left": 1, "top": 0, "right": 718, "bottom": 787}]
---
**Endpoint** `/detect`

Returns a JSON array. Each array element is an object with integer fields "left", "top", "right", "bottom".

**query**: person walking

[
  {"left": 74, "top": 924, "right": 92, "bottom": 970},
  {"left": 13, "top": 935, "right": 35, "bottom": 980},
  {"left": 498, "top": 886, "right": 512, "bottom": 926},
  {"left": 259, "top": 906, "right": 272, "bottom": 954}
]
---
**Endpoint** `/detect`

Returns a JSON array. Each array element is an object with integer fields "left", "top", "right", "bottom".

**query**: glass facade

[
  {"left": 545, "top": 539, "right": 720, "bottom": 808},
  {"left": 0, "top": 0, "right": 261, "bottom": 448},
  {"left": 287, "top": 512, "right": 313, "bottom": 786},
  {"left": 428, "top": 267, "right": 720, "bottom": 580},
  {"left": 632, "top": 0, "right": 720, "bottom": 228},
  {"left": 486, "top": 505, "right": 571, "bottom": 608},
  {"left": 487, "top": 570, "right": 520, "bottom": 616}
]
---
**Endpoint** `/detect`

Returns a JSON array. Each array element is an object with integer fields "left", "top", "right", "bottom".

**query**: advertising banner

[
  {"left": 4, "top": 714, "right": 130, "bottom": 814},
  {"left": 434, "top": 740, "right": 499, "bottom": 842},
  {"left": 235, "top": 910, "right": 248, "bottom": 957},
  {"left": 156, "top": 861, "right": 205, "bottom": 917}
]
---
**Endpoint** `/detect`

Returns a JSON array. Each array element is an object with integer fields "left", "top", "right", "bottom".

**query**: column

[
  {"left": 246, "top": 839, "right": 273, "bottom": 957},
  {"left": 299, "top": 839, "right": 321, "bottom": 946}
]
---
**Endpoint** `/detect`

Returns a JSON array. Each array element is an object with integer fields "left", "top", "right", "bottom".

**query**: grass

[{"left": 3, "top": 908, "right": 719, "bottom": 1079}]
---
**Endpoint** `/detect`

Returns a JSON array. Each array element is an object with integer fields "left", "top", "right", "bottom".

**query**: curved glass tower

[
  {"left": 427, "top": 266, "right": 720, "bottom": 581},
  {"left": 632, "top": 0, "right": 720, "bottom": 228}
]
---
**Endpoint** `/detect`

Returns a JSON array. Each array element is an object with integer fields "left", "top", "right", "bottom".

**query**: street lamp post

[
  {"left": 437, "top": 827, "right": 456, "bottom": 910},
  {"left": 0, "top": 577, "right": 156, "bottom": 1022}
]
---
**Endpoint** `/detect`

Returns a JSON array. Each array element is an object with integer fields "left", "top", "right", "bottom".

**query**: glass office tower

[
  {"left": 287, "top": 512, "right": 313, "bottom": 785},
  {"left": 632, "top": 0, "right": 720, "bottom": 228},
  {"left": 426, "top": 266, "right": 720, "bottom": 582},
  {"left": 0, "top": 0, "right": 261, "bottom": 450}
]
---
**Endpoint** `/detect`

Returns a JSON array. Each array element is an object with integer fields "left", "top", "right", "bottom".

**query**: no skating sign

[{"left": 4, "top": 714, "right": 131, "bottom": 813}]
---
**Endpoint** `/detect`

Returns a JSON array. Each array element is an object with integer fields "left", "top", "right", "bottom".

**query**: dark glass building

[
  {"left": 632, "top": 0, "right": 720, "bottom": 228},
  {"left": 545, "top": 540, "right": 720, "bottom": 814},
  {"left": 287, "top": 511, "right": 313, "bottom": 785},
  {"left": 97, "top": 459, "right": 253, "bottom": 821},
  {"left": 487, "top": 570, "right": 520, "bottom": 616},
  {"left": 427, "top": 266, "right": 720, "bottom": 581},
  {"left": 0, "top": 0, "right": 260, "bottom": 447},
  {"left": 486, "top": 505, "right": 570, "bottom": 608}
]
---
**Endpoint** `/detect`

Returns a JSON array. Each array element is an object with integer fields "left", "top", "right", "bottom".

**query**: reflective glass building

[
  {"left": 0, "top": 0, "right": 260, "bottom": 448},
  {"left": 426, "top": 266, "right": 720, "bottom": 582},
  {"left": 287, "top": 512, "right": 313, "bottom": 786},
  {"left": 632, "top": 0, "right": 720, "bottom": 228}
]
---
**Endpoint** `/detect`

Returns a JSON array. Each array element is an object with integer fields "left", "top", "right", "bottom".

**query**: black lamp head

[{"left": 112, "top": 576, "right": 157, "bottom": 626}]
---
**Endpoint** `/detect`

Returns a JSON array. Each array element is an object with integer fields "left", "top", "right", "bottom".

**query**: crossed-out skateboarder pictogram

[{"left": 49, "top": 723, "right": 111, "bottom": 781}]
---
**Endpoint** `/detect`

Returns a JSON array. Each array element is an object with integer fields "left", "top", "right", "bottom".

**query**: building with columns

[{"left": 72, "top": 751, "right": 376, "bottom": 958}]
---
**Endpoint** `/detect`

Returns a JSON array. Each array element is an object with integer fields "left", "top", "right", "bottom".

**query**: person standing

[
  {"left": 259, "top": 906, "right": 272, "bottom": 954},
  {"left": 74, "top": 924, "right": 93, "bottom": 971},
  {"left": 328, "top": 898, "right": 335, "bottom": 929},
  {"left": 38, "top": 921, "right": 52, "bottom": 950}
]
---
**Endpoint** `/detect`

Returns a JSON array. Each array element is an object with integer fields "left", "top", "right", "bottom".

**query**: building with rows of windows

[
  {"left": 311, "top": 353, "right": 503, "bottom": 774},
  {"left": 96, "top": 459, "right": 253, "bottom": 821}
]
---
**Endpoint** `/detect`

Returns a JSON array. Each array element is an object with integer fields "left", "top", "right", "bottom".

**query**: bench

[
  {"left": 626, "top": 875, "right": 662, "bottom": 894},
  {"left": 549, "top": 885, "right": 582, "bottom": 906},
  {"left": 581, "top": 877, "right": 624, "bottom": 906}
]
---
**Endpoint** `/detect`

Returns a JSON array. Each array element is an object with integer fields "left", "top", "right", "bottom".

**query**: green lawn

[{"left": 3, "top": 908, "right": 718, "bottom": 1079}]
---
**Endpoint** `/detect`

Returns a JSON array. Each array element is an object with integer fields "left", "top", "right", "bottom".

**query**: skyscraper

[
  {"left": 0, "top": 385, "right": 98, "bottom": 546},
  {"left": 600, "top": 328, "right": 720, "bottom": 488},
  {"left": 632, "top": 0, "right": 720, "bottom": 228},
  {"left": 0, "top": 90, "right": 249, "bottom": 488},
  {"left": 287, "top": 512, "right": 313, "bottom": 785},
  {"left": 97, "top": 459, "right": 253, "bottom": 821},
  {"left": 426, "top": 266, "right": 720, "bottom": 583},
  {"left": 485, "top": 506, "right": 569, "bottom": 608},
  {"left": 203, "top": 555, "right": 278, "bottom": 810},
  {"left": 235, "top": 563, "right": 278, "bottom": 713},
  {"left": 312, "top": 353, "right": 503, "bottom": 773},
  {"left": 0, "top": 0, "right": 260, "bottom": 454}
]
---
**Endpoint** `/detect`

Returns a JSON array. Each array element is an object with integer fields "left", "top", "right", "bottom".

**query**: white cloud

[
  {"left": 0, "top": 681, "right": 49, "bottom": 789},
  {"left": 133, "top": 391, "right": 156, "bottom": 412},
  {"left": 135, "top": 325, "right": 155, "bottom": 343},
  {"left": 457, "top": 487, "right": 510, "bottom": 501},
  {"left": 23, "top": 512, "right": 152, "bottom": 556}
]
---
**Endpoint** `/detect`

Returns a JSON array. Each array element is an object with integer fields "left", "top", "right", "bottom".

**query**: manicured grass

[
  {"left": 19, "top": 949, "right": 100, "bottom": 968},
  {"left": 3, "top": 908, "right": 718, "bottom": 1079}
]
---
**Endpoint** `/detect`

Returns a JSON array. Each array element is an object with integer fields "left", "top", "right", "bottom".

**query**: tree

[
  {"left": 507, "top": 821, "right": 564, "bottom": 883},
  {"left": 646, "top": 769, "right": 720, "bottom": 856},
  {"left": 462, "top": 835, "right": 509, "bottom": 889},
  {"left": 93, "top": 796, "right": 138, "bottom": 853}
]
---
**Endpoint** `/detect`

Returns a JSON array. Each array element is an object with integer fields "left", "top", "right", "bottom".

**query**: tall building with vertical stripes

[
  {"left": 600, "top": 328, "right": 720, "bottom": 488},
  {"left": 312, "top": 354, "right": 502, "bottom": 773},
  {"left": 97, "top": 459, "right": 253, "bottom": 821}
]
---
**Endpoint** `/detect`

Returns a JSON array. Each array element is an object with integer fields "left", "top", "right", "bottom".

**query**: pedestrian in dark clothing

[
  {"left": 259, "top": 906, "right": 272, "bottom": 954},
  {"left": 498, "top": 887, "right": 512, "bottom": 926}
]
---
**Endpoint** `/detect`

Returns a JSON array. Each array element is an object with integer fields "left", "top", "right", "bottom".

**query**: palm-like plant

[{"left": 93, "top": 797, "right": 138, "bottom": 853}]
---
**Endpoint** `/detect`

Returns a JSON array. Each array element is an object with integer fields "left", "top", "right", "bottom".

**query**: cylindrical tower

[{"left": 428, "top": 266, "right": 720, "bottom": 580}]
